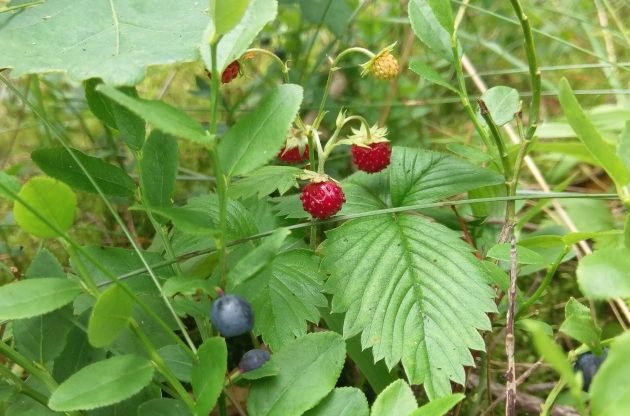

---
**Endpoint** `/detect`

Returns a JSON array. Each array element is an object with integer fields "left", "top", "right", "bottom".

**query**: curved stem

[
  {"left": 245, "top": 48, "right": 290, "bottom": 83},
  {"left": 0, "top": 341, "right": 57, "bottom": 393},
  {"left": 314, "top": 47, "right": 374, "bottom": 130}
]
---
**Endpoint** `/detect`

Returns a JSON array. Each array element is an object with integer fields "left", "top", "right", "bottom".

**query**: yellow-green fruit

[{"left": 371, "top": 51, "right": 399, "bottom": 80}]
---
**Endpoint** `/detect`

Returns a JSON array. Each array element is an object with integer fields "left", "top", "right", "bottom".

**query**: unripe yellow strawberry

[{"left": 371, "top": 51, "right": 399, "bottom": 80}]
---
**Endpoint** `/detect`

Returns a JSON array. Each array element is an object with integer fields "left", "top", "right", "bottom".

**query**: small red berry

[
  {"left": 206, "top": 60, "right": 241, "bottom": 84},
  {"left": 351, "top": 142, "right": 392, "bottom": 173},
  {"left": 278, "top": 145, "right": 309, "bottom": 164},
  {"left": 300, "top": 181, "right": 345, "bottom": 219}
]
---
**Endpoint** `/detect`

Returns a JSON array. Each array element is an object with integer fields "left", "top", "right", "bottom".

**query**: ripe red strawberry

[
  {"left": 278, "top": 145, "right": 309, "bottom": 164},
  {"left": 300, "top": 181, "right": 345, "bottom": 219},
  {"left": 351, "top": 142, "right": 391, "bottom": 173},
  {"left": 206, "top": 60, "right": 241, "bottom": 84}
]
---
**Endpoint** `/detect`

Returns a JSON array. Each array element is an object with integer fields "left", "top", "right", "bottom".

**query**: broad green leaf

[
  {"left": 137, "top": 398, "right": 192, "bottom": 416},
  {"left": 88, "top": 285, "right": 134, "bottom": 348},
  {"left": 84, "top": 79, "right": 145, "bottom": 150},
  {"left": 577, "top": 248, "right": 630, "bottom": 299},
  {"left": 53, "top": 326, "right": 107, "bottom": 382},
  {"left": 531, "top": 141, "right": 599, "bottom": 165},
  {"left": 213, "top": 0, "right": 251, "bottom": 35},
  {"left": 0, "top": 278, "right": 82, "bottom": 320},
  {"left": 322, "top": 215, "right": 496, "bottom": 399},
  {"left": 271, "top": 194, "right": 310, "bottom": 219},
  {"left": 87, "top": 385, "right": 161, "bottom": 416},
  {"left": 486, "top": 243, "right": 545, "bottom": 265},
  {"left": 389, "top": 147, "right": 504, "bottom": 207},
  {"left": 234, "top": 250, "right": 327, "bottom": 350},
  {"left": 411, "top": 393, "right": 465, "bottom": 416},
  {"left": 562, "top": 199, "right": 620, "bottom": 250},
  {"left": 97, "top": 85, "right": 211, "bottom": 146},
  {"left": 192, "top": 338, "right": 227, "bottom": 415},
  {"left": 408, "top": 0, "right": 454, "bottom": 62},
  {"left": 371, "top": 379, "right": 417, "bottom": 416},
  {"left": 48, "top": 355, "right": 155, "bottom": 411},
  {"left": 479, "top": 86, "right": 520, "bottom": 126},
  {"left": 409, "top": 60, "right": 457, "bottom": 93},
  {"left": 25, "top": 249, "right": 65, "bottom": 279},
  {"left": 144, "top": 206, "right": 219, "bottom": 236},
  {"left": 228, "top": 228, "right": 290, "bottom": 288},
  {"left": 617, "top": 120, "right": 630, "bottom": 173},
  {"left": 31, "top": 147, "right": 136, "bottom": 197},
  {"left": 158, "top": 344, "right": 193, "bottom": 383},
  {"left": 303, "top": 387, "right": 369, "bottom": 416},
  {"left": 140, "top": 131, "right": 178, "bottom": 208},
  {"left": 559, "top": 298, "right": 602, "bottom": 353},
  {"left": 13, "top": 176, "right": 76, "bottom": 238},
  {"left": 590, "top": 332, "right": 630, "bottom": 415},
  {"left": 340, "top": 170, "right": 390, "bottom": 215},
  {"left": 6, "top": 395, "right": 58, "bottom": 416},
  {"left": 241, "top": 361, "right": 280, "bottom": 380},
  {"left": 558, "top": 78, "right": 630, "bottom": 186},
  {"left": 247, "top": 332, "right": 346, "bottom": 416},
  {"left": 201, "top": 0, "right": 277, "bottom": 72},
  {"left": 229, "top": 166, "right": 302, "bottom": 200},
  {"left": 298, "top": 0, "right": 351, "bottom": 38},
  {"left": 0, "top": 171, "right": 20, "bottom": 201},
  {"left": 321, "top": 308, "right": 397, "bottom": 394},
  {"left": 13, "top": 306, "right": 73, "bottom": 364},
  {"left": 521, "top": 320, "right": 579, "bottom": 391},
  {"left": 219, "top": 84, "right": 303, "bottom": 176},
  {"left": 0, "top": 0, "right": 208, "bottom": 85}
]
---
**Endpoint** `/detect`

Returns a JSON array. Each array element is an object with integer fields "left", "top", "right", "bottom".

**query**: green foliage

[
  {"left": 479, "top": 86, "right": 521, "bottom": 126},
  {"left": 411, "top": 393, "right": 465, "bottom": 416},
  {"left": 371, "top": 379, "right": 418, "bottom": 416},
  {"left": 576, "top": 248, "right": 630, "bottom": 299},
  {"left": 48, "top": 355, "right": 155, "bottom": 411},
  {"left": 408, "top": 0, "right": 454, "bottom": 61},
  {"left": 0, "top": 0, "right": 208, "bottom": 85},
  {"left": 229, "top": 166, "right": 302, "bottom": 199},
  {"left": 192, "top": 338, "right": 227, "bottom": 415},
  {"left": 13, "top": 176, "right": 77, "bottom": 238},
  {"left": 247, "top": 332, "right": 346, "bottom": 416},
  {"left": 559, "top": 298, "right": 602, "bottom": 354},
  {"left": 88, "top": 285, "right": 134, "bottom": 348},
  {"left": 590, "top": 332, "right": 630, "bottom": 415},
  {"left": 31, "top": 147, "right": 136, "bottom": 197},
  {"left": 303, "top": 387, "right": 369, "bottom": 416},
  {"left": 212, "top": 0, "right": 251, "bottom": 36},
  {"left": 0, "top": 278, "right": 82, "bottom": 320},
  {"left": 140, "top": 131, "right": 179, "bottom": 209},
  {"left": 218, "top": 84, "right": 303, "bottom": 176}
]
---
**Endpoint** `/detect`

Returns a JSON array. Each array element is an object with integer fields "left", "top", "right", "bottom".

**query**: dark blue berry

[
  {"left": 574, "top": 348, "right": 608, "bottom": 391},
  {"left": 211, "top": 295, "right": 254, "bottom": 338},
  {"left": 239, "top": 349, "right": 271, "bottom": 372}
]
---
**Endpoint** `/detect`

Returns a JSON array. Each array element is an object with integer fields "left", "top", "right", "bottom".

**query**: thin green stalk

[
  {"left": 208, "top": 41, "right": 228, "bottom": 288},
  {"left": 0, "top": 0, "right": 42, "bottom": 13},
  {"left": 95, "top": 192, "right": 620, "bottom": 287},
  {"left": 509, "top": 0, "right": 541, "bottom": 141},
  {"left": 130, "top": 323, "right": 196, "bottom": 412},
  {"left": 0, "top": 364, "right": 50, "bottom": 408},
  {"left": 478, "top": 100, "right": 512, "bottom": 185},
  {"left": 0, "top": 342, "right": 57, "bottom": 393},
  {"left": 245, "top": 48, "right": 290, "bottom": 82},
  {"left": 451, "top": 37, "right": 493, "bottom": 152},
  {"left": 517, "top": 246, "right": 570, "bottom": 318},
  {"left": 314, "top": 47, "right": 375, "bottom": 130}
]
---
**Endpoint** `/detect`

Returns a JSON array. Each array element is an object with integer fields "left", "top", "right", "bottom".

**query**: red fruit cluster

[
  {"left": 300, "top": 181, "right": 345, "bottom": 219},
  {"left": 206, "top": 60, "right": 241, "bottom": 84},
  {"left": 278, "top": 145, "right": 309, "bottom": 164},
  {"left": 351, "top": 142, "right": 391, "bottom": 173}
]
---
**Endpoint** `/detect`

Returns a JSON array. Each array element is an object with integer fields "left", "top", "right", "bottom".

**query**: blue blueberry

[
  {"left": 211, "top": 294, "right": 254, "bottom": 338},
  {"left": 239, "top": 349, "right": 271, "bottom": 372},
  {"left": 574, "top": 348, "right": 608, "bottom": 392}
]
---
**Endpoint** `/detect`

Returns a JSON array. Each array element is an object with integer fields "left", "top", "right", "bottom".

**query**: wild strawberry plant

[{"left": 0, "top": 0, "right": 630, "bottom": 415}]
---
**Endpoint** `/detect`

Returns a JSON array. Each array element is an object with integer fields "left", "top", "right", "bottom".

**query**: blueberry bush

[{"left": 0, "top": 0, "right": 629, "bottom": 415}]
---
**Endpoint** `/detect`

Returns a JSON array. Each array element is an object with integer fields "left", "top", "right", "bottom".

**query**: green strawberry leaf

[
  {"left": 303, "top": 387, "right": 369, "bottom": 416},
  {"left": 0, "top": 0, "right": 209, "bottom": 85},
  {"left": 322, "top": 214, "right": 496, "bottom": 399},
  {"left": 371, "top": 379, "right": 418, "bottom": 416},
  {"left": 234, "top": 250, "right": 327, "bottom": 351},
  {"left": 389, "top": 147, "right": 504, "bottom": 207},
  {"left": 229, "top": 166, "right": 302, "bottom": 200}
]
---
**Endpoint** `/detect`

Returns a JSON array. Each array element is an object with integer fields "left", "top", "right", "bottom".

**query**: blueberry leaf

[{"left": 247, "top": 332, "right": 346, "bottom": 416}]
